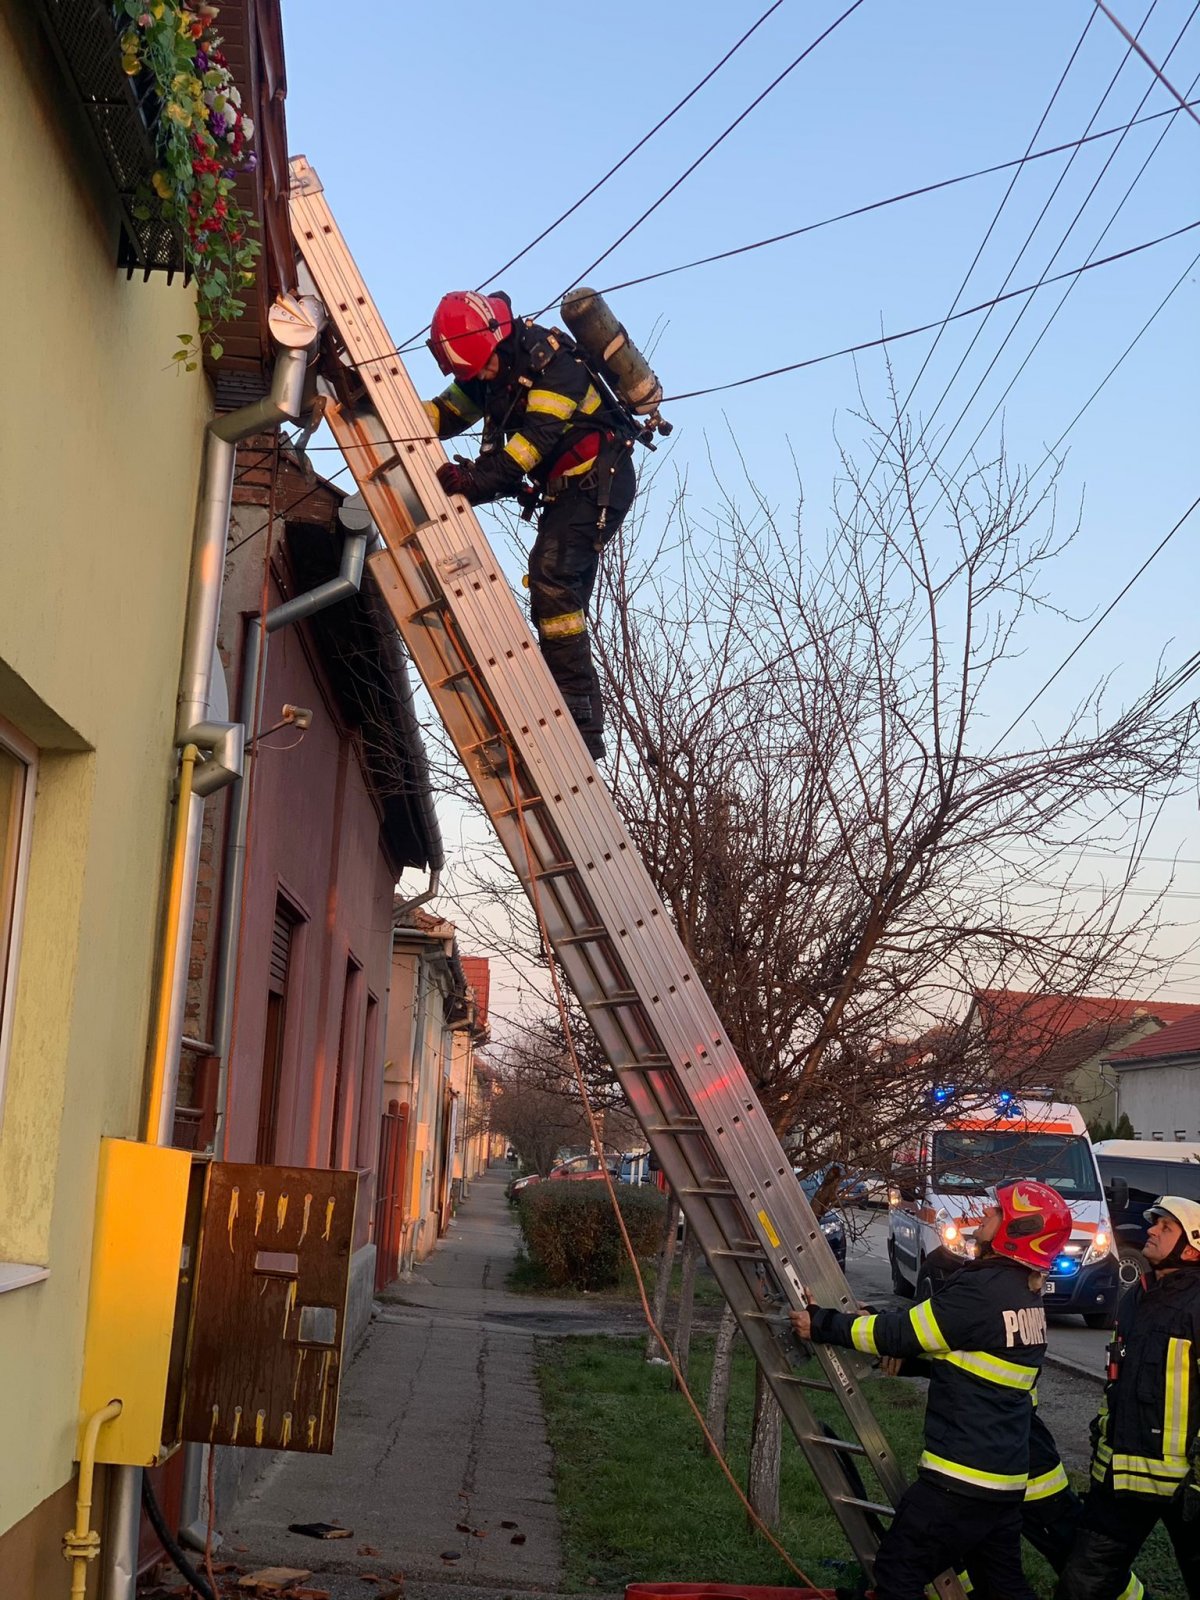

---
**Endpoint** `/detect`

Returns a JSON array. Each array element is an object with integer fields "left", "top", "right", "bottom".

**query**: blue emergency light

[
  {"left": 931, "top": 1085, "right": 956, "bottom": 1105},
  {"left": 1052, "top": 1254, "right": 1080, "bottom": 1276}
]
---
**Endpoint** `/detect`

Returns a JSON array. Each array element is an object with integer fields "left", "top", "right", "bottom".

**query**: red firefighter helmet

[
  {"left": 428, "top": 290, "right": 513, "bottom": 379},
  {"left": 992, "top": 1179, "right": 1072, "bottom": 1271}
]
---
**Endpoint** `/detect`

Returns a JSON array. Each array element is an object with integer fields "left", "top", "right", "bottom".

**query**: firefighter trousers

[
  {"left": 527, "top": 450, "right": 636, "bottom": 755},
  {"left": 1055, "top": 1478, "right": 1199, "bottom": 1600},
  {"left": 874, "top": 1478, "right": 1037, "bottom": 1600}
]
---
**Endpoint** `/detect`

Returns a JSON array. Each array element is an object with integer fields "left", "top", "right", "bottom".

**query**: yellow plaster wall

[{"left": 0, "top": 3, "right": 209, "bottom": 1534}]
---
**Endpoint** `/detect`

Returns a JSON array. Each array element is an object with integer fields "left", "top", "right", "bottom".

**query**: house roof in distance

[{"left": 1106, "top": 1010, "right": 1200, "bottom": 1066}]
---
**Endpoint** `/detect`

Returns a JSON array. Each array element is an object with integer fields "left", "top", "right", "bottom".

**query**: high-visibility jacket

[
  {"left": 810, "top": 1256, "right": 1046, "bottom": 1498},
  {"left": 424, "top": 319, "right": 627, "bottom": 503},
  {"left": 1091, "top": 1263, "right": 1200, "bottom": 1498}
]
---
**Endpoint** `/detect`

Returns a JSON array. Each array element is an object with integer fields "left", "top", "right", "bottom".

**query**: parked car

[
  {"left": 507, "top": 1171, "right": 541, "bottom": 1201},
  {"left": 796, "top": 1163, "right": 868, "bottom": 1210},
  {"left": 547, "top": 1154, "right": 619, "bottom": 1182},
  {"left": 1094, "top": 1139, "right": 1200, "bottom": 1293},
  {"left": 820, "top": 1206, "right": 847, "bottom": 1268}
]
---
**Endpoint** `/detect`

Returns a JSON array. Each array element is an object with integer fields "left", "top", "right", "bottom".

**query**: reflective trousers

[
  {"left": 1055, "top": 1477, "right": 1200, "bottom": 1600},
  {"left": 874, "top": 1478, "right": 1037, "bottom": 1600},
  {"left": 528, "top": 449, "right": 636, "bottom": 752}
]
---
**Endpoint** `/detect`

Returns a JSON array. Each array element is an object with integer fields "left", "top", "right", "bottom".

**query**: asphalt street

[{"left": 842, "top": 1208, "right": 1109, "bottom": 1380}]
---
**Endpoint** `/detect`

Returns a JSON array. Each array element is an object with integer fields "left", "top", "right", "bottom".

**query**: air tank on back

[{"left": 560, "top": 288, "right": 671, "bottom": 438}]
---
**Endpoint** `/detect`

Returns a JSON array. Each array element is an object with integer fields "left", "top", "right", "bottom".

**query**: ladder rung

[
  {"left": 836, "top": 1495, "right": 894, "bottom": 1518},
  {"left": 587, "top": 991, "right": 640, "bottom": 1009},
  {"left": 557, "top": 925, "right": 608, "bottom": 947},
  {"left": 807, "top": 1434, "right": 866, "bottom": 1457},
  {"left": 711, "top": 1247, "right": 766, "bottom": 1261},
  {"left": 645, "top": 1119, "right": 702, "bottom": 1133},
  {"left": 680, "top": 1184, "right": 734, "bottom": 1197},
  {"left": 532, "top": 861, "right": 577, "bottom": 881},
  {"left": 435, "top": 666, "right": 475, "bottom": 689},
  {"left": 366, "top": 450, "right": 403, "bottom": 481},
  {"left": 494, "top": 796, "right": 545, "bottom": 820},
  {"left": 776, "top": 1372, "right": 834, "bottom": 1392},
  {"left": 410, "top": 597, "right": 448, "bottom": 620}
]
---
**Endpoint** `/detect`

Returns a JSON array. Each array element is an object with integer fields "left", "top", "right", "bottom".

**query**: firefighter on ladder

[
  {"left": 423, "top": 289, "right": 637, "bottom": 762},
  {"left": 790, "top": 1179, "right": 1073, "bottom": 1600},
  {"left": 1054, "top": 1195, "right": 1200, "bottom": 1600}
]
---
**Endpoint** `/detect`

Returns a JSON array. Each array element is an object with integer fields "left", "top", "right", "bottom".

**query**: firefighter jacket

[
  {"left": 810, "top": 1255, "right": 1046, "bottom": 1499},
  {"left": 424, "top": 320, "right": 628, "bottom": 504},
  {"left": 1091, "top": 1262, "right": 1200, "bottom": 1498}
]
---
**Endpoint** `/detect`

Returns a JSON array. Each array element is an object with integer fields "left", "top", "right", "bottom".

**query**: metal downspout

[
  {"left": 209, "top": 503, "right": 373, "bottom": 1148},
  {"left": 103, "top": 298, "right": 324, "bottom": 1600},
  {"left": 393, "top": 868, "right": 441, "bottom": 922}
]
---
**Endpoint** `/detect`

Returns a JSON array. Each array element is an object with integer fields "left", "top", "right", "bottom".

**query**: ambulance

[{"left": 887, "top": 1093, "right": 1120, "bottom": 1327}]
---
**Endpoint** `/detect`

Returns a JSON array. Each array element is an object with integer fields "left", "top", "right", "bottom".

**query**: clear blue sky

[{"left": 281, "top": 2, "right": 1200, "bottom": 997}]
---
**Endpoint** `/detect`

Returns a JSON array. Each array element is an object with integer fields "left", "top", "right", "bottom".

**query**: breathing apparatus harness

[{"left": 462, "top": 290, "right": 672, "bottom": 538}]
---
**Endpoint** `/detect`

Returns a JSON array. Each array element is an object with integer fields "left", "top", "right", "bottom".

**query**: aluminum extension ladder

[{"left": 289, "top": 156, "right": 958, "bottom": 1594}]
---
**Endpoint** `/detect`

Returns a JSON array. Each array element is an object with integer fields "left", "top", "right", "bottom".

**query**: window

[
  {"left": 931, "top": 1130, "right": 1101, "bottom": 1198},
  {"left": 1152, "top": 1132, "right": 1164, "bottom": 1142},
  {"left": 0, "top": 722, "right": 36, "bottom": 1109},
  {"left": 257, "top": 898, "right": 300, "bottom": 1163}
]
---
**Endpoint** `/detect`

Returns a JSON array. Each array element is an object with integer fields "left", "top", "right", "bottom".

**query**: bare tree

[
  {"left": 585, "top": 403, "right": 1197, "bottom": 1520},
  {"left": 487, "top": 1012, "right": 644, "bottom": 1176}
]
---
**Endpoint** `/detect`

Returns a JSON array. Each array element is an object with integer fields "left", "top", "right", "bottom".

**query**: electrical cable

[
  {"left": 989, "top": 491, "right": 1200, "bottom": 748},
  {"left": 349, "top": 90, "right": 1198, "bottom": 377},
  {"left": 541, "top": 0, "right": 869, "bottom": 315},
  {"left": 1093, "top": 0, "right": 1200, "bottom": 129},
  {"left": 475, "top": 1, "right": 788, "bottom": 288},
  {"left": 902, "top": 0, "right": 1162, "bottom": 476},
  {"left": 837, "top": 9, "right": 1098, "bottom": 504},
  {"left": 388, "top": 1, "right": 789, "bottom": 354},
  {"left": 225, "top": 460, "right": 354, "bottom": 555},
  {"left": 656, "top": 217, "right": 1200, "bottom": 400},
  {"left": 941, "top": 60, "right": 1200, "bottom": 488},
  {"left": 141, "top": 1473, "right": 217, "bottom": 1600},
  {"left": 914, "top": 5, "right": 1198, "bottom": 492},
  {"left": 591, "top": 96, "right": 1200, "bottom": 296}
]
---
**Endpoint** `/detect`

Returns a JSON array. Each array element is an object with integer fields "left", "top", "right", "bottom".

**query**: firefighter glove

[{"left": 437, "top": 460, "right": 476, "bottom": 499}]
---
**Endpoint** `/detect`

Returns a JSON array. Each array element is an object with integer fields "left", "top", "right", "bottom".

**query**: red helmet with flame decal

[
  {"left": 428, "top": 290, "right": 513, "bottom": 379},
  {"left": 992, "top": 1179, "right": 1072, "bottom": 1271}
]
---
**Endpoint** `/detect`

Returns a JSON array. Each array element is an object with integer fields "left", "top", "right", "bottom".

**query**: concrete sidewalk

[{"left": 224, "top": 1168, "right": 572, "bottom": 1590}]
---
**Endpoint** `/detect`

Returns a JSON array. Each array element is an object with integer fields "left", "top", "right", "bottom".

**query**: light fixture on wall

[{"left": 251, "top": 705, "right": 315, "bottom": 747}]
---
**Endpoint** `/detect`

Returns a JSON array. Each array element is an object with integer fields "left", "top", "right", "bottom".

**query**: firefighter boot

[{"left": 565, "top": 695, "right": 605, "bottom": 761}]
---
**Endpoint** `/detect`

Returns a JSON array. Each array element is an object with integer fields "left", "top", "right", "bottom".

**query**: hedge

[{"left": 517, "top": 1181, "right": 667, "bottom": 1289}]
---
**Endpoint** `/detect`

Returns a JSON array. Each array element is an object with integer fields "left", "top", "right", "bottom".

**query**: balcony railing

[{"left": 34, "top": 0, "right": 188, "bottom": 276}]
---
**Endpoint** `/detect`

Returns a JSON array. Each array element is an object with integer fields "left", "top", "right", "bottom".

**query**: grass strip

[{"left": 535, "top": 1334, "right": 1188, "bottom": 1599}]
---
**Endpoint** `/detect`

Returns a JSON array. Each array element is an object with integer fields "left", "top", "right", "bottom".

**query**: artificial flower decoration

[{"left": 118, "top": 0, "right": 261, "bottom": 367}]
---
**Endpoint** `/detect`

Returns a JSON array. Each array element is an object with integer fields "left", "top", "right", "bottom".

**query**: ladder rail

[{"left": 289, "top": 158, "right": 965, "bottom": 1589}]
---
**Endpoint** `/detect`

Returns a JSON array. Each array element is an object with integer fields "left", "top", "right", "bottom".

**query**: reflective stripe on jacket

[
  {"left": 1091, "top": 1264, "right": 1200, "bottom": 1497},
  {"left": 425, "top": 320, "right": 624, "bottom": 504},
  {"left": 811, "top": 1256, "right": 1045, "bottom": 1498}
]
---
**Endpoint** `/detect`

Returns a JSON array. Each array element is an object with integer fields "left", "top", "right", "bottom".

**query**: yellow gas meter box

[{"left": 77, "top": 1138, "right": 192, "bottom": 1465}]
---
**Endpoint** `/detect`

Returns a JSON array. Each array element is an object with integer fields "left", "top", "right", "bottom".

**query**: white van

[
  {"left": 1093, "top": 1139, "right": 1200, "bottom": 1292},
  {"left": 887, "top": 1095, "right": 1119, "bottom": 1327}
]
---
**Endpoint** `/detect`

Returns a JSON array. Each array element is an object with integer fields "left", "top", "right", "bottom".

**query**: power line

[
  {"left": 542, "top": 0, "right": 869, "bottom": 315},
  {"left": 989, "top": 492, "right": 1200, "bottom": 747},
  {"left": 843, "top": 11, "right": 1098, "bottom": 501},
  {"left": 904, "top": 0, "right": 1163, "bottom": 480},
  {"left": 477, "top": 2, "right": 787, "bottom": 288},
  {"left": 658, "top": 217, "right": 1200, "bottom": 400},
  {"left": 385, "top": 1, "right": 788, "bottom": 357},
  {"left": 922, "top": 9, "right": 1199, "bottom": 499},
  {"left": 226, "top": 461, "right": 356, "bottom": 556},
  {"left": 593, "top": 97, "right": 1200, "bottom": 297},
  {"left": 1093, "top": 0, "right": 1200, "bottom": 130}
]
